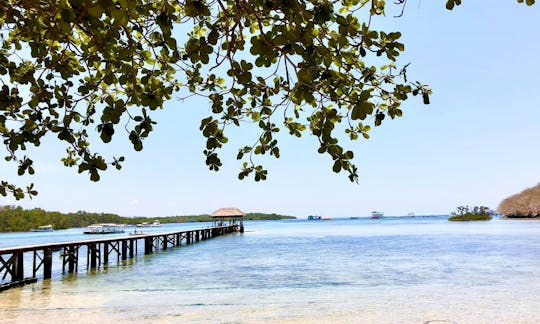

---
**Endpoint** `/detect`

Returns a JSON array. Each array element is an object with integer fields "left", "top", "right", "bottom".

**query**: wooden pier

[{"left": 0, "top": 225, "right": 239, "bottom": 292}]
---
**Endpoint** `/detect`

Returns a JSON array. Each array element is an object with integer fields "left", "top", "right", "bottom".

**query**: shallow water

[{"left": 1, "top": 217, "right": 539, "bottom": 323}]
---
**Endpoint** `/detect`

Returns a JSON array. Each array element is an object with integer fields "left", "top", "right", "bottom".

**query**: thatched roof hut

[
  {"left": 497, "top": 183, "right": 540, "bottom": 217},
  {"left": 211, "top": 207, "right": 245, "bottom": 218},
  {"left": 211, "top": 208, "right": 245, "bottom": 232}
]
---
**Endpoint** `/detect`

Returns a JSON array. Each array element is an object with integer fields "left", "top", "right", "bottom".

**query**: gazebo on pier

[{"left": 211, "top": 207, "right": 245, "bottom": 233}]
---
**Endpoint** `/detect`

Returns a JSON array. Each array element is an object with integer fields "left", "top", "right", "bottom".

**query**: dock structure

[
  {"left": 0, "top": 225, "right": 239, "bottom": 292},
  {"left": 211, "top": 207, "right": 245, "bottom": 233}
]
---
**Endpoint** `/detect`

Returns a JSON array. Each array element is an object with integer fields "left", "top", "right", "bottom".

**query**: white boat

[
  {"left": 136, "top": 220, "right": 162, "bottom": 227},
  {"left": 83, "top": 223, "right": 125, "bottom": 234},
  {"left": 371, "top": 211, "right": 384, "bottom": 219},
  {"left": 31, "top": 224, "right": 54, "bottom": 232},
  {"left": 307, "top": 215, "right": 322, "bottom": 220}
]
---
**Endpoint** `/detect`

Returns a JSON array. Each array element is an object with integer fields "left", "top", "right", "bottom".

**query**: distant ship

[
  {"left": 370, "top": 211, "right": 384, "bottom": 219},
  {"left": 31, "top": 224, "right": 54, "bottom": 232},
  {"left": 307, "top": 215, "right": 322, "bottom": 220}
]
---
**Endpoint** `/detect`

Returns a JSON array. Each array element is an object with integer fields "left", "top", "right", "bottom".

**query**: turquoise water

[{"left": 1, "top": 217, "right": 539, "bottom": 323}]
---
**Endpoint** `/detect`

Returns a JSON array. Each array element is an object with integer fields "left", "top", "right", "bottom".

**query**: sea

[{"left": 1, "top": 216, "right": 539, "bottom": 323}]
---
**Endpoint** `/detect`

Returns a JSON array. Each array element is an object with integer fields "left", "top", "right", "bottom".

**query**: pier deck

[{"left": 0, "top": 225, "right": 239, "bottom": 291}]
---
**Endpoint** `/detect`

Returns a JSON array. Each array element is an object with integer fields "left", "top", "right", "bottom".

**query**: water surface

[{"left": 1, "top": 217, "right": 539, "bottom": 323}]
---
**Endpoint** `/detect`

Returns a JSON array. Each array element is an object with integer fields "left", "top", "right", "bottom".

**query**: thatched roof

[
  {"left": 211, "top": 207, "right": 245, "bottom": 218},
  {"left": 497, "top": 183, "right": 540, "bottom": 217}
]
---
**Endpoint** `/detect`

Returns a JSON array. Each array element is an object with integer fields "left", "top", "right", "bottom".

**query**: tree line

[{"left": 0, "top": 206, "right": 295, "bottom": 232}]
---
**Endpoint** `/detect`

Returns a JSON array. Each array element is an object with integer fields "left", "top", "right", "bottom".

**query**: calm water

[{"left": 1, "top": 217, "right": 539, "bottom": 323}]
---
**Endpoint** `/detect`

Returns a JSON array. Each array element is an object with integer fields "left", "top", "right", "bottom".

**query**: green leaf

[
  {"left": 332, "top": 160, "right": 341, "bottom": 173},
  {"left": 90, "top": 170, "right": 100, "bottom": 182},
  {"left": 422, "top": 92, "right": 430, "bottom": 105},
  {"left": 60, "top": 8, "right": 76, "bottom": 23},
  {"left": 87, "top": 5, "right": 103, "bottom": 18}
]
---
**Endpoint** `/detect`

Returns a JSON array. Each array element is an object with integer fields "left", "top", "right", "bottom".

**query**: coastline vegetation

[
  {"left": 0, "top": 206, "right": 295, "bottom": 232},
  {"left": 448, "top": 206, "right": 492, "bottom": 221},
  {"left": 497, "top": 183, "right": 540, "bottom": 218}
]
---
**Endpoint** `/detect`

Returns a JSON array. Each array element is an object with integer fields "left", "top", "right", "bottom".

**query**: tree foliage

[
  {"left": 0, "top": 205, "right": 295, "bottom": 231},
  {"left": 497, "top": 183, "right": 540, "bottom": 217},
  {"left": 0, "top": 0, "right": 534, "bottom": 199},
  {"left": 448, "top": 205, "right": 492, "bottom": 221}
]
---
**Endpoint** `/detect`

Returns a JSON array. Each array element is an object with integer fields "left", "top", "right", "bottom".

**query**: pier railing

[{"left": 0, "top": 225, "right": 239, "bottom": 291}]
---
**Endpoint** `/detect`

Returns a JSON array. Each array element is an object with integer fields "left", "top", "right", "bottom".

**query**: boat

[
  {"left": 370, "top": 211, "right": 384, "bottom": 219},
  {"left": 31, "top": 224, "right": 54, "bottom": 232},
  {"left": 83, "top": 223, "right": 125, "bottom": 234},
  {"left": 307, "top": 215, "right": 322, "bottom": 220},
  {"left": 322, "top": 217, "right": 332, "bottom": 220},
  {"left": 350, "top": 217, "right": 359, "bottom": 219},
  {"left": 136, "top": 220, "right": 162, "bottom": 227}
]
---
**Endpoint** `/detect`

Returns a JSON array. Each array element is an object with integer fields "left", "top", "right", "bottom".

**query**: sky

[{"left": 2, "top": 2, "right": 540, "bottom": 218}]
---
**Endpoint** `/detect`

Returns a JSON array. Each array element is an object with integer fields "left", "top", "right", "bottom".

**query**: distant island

[
  {"left": 0, "top": 206, "right": 296, "bottom": 232},
  {"left": 497, "top": 183, "right": 540, "bottom": 218},
  {"left": 448, "top": 206, "right": 492, "bottom": 222}
]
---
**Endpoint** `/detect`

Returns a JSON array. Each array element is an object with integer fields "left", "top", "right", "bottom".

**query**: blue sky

[{"left": 3, "top": 2, "right": 539, "bottom": 218}]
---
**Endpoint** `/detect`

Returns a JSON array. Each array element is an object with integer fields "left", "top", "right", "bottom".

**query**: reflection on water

[{"left": 1, "top": 217, "right": 539, "bottom": 323}]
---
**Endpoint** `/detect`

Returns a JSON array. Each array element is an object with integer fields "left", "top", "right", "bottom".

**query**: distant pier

[{"left": 0, "top": 225, "right": 239, "bottom": 292}]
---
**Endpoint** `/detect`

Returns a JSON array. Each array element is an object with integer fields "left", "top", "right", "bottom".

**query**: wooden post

[
  {"left": 32, "top": 251, "right": 37, "bottom": 278},
  {"left": 103, "top": 243, "right": 109, "bottom": 265},
  {"left": 144, "top": 237, "right": 153, "bottom": 254},
  {"left": 121, "top": 240, "right": 127, "bottom": 260},
  {"left": 89, "top": 243, "right": 97, "bottom": 269},
  {"left": 129, "top": 240, "right": 134, "bottom": 259},
  {"left": 43, "top": 248, "right": 52, "bottom": 279},
  {"left": 68, "top": 246, "right": 76, "bottom": 273},
  {"left": 162, "top": 236, "right": 167, "bottom": 250},
  {"left": 186, "top": 231, "right": 191, "bottom": 244},
  {"left": 62, "top": 247, "right": 67, "bottom": 273},
  {"left": 13, "top": 252, "right": 24, "bottom": 282}
]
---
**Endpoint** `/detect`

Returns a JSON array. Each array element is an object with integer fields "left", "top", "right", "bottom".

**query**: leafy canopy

[{"left": 0, "top": 0, "right": 534, "bottom": 199}]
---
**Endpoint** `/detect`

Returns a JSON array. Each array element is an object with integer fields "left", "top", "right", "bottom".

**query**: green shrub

[
  {"left": 448, "top": 205, "right": 492, "bottom": 221},
  {"left": 448, "top": 213, "right": 492, "bottom": 221}
]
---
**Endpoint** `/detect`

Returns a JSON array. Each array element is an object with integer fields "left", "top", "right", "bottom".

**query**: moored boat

[
  {"left": 370, "top": 211, "right": 384, "bottom": 219},
  {"left": 136, "top": 220, "right": 162, "bottom": 227},
  {"left": 31, "top": 224, "right": 54, "bottom": 232},
  {"left": 307, "top": 215, "right": 322, "bottom": 220},
  {"left": 83, "top": 223, "right": 125, "bottom": 234}
]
